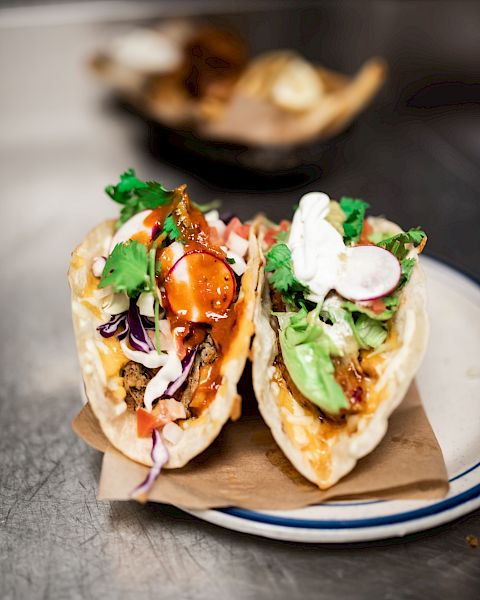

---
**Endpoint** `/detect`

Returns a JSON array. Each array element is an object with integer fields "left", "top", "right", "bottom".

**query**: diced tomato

[
  {"left": 359, "top": 219, "right": 374, "bottom": 245},
  {"left": 264, "top": 220, "right": 290, "bottom": 248},
  {"left": 136, "top": 408, "right": 170, "bottom": 437},
  {"left": 370, "top": 298, "right": 387, "bottom": 314},
  {"left": 224, "top": 217, "right": 250, "bottom": 242}
]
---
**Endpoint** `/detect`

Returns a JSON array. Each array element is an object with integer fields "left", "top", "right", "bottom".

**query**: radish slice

[
  {"left": 336, "top": 246, "right": 401, "bottom": 301},
  {"left": 164, "top": 250, "right": 236, "bottom": 322}
]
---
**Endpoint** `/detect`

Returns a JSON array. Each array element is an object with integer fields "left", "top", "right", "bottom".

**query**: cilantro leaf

[
  {"left": 265, "top": 243, "right": 308, "bottom": 307},
  {"left": 106, "top": 170, "right": 175, "bottom": 230},
  {"left": 377, "top": 228, "right": 426, "bottom": 261},
  {"left": 98, "top": 241, "right": 150, "bottom": 297},
  {"left": 105, "top": 168, "right": 147, "bottom": 204},
  {"left": 135, "top": 181, "right": 174, "bottom": 208},
  {"left": 398, "top": 257, "right": 416, "bottom": 289},
  {"left": 162, "top": 214, "right": 181, "bottom": 242},
  {"left": 227, "top": 257, "right": 236, "bottom": 265},
  {"left": 339, "top": 197, "right": 370, "bottom": 244}
]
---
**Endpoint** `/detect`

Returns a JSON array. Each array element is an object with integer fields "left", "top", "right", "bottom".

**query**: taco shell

[
  {"left": 69, "top": 219, "right": 260, "bottom": 468},
  {"left": 252, "top": 216, "right": 429, "bottom": 489}
]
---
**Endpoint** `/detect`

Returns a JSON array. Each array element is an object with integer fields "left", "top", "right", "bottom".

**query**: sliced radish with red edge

[
  {"left": 335, "top": 245, "right": 401, "bottom": 301},
  {"left": 164, "top": 250, "right": 236, "bottom": 322}
]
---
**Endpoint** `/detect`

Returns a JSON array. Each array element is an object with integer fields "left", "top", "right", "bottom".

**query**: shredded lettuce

[
  {"left": 353, "top": 314, "right": 388, "bottom": 349},
  {"left": 343, "top": 296, "right": 399, "bottom": 321},
  {"left": 321, "top": 296, "right": 387, "bottom": 350},
  {"left": 277, "top": 307, "right": 348, "bottom": 415}
]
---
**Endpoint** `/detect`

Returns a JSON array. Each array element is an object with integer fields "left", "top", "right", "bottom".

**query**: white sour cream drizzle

[{"left": 143, "top": 352, "right": 183, "bottom": 411}]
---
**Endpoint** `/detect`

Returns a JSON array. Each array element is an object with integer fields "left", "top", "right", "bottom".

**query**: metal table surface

[{"left": 1, "top": 3, "right": 479, "bottom": 599}]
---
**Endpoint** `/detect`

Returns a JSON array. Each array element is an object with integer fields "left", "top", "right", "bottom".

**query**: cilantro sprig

[
  {"left": 98, "top": 236, "right": 166, "bottom": 354},
  {"left": 162, "top": 214, "right": 181, "bottom": 242},
  {"left": 377, "top": 228, "right": 427, "bottom": 261},
  {"left": 265, "top": 243, "right": 308, "bottom": 308},
  {"left": 339, "top": 197, "right": 370, "bottom": 244},
  {"left": 98, "top": 240, "right": 150, "bottom": 297},
  {"left": 106, "top": 169, "right": 174, "bottom": 229}
]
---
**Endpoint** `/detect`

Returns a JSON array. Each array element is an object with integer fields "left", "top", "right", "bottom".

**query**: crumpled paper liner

[{"left": 72, "top": 382, "right": 448, "bottom": 510}]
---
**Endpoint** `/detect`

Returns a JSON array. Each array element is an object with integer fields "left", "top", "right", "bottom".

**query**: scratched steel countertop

[{"left": 1, "top": 3, "right": 479, "bottom": 599}]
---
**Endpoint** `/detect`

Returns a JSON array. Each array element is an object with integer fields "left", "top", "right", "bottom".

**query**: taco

[
  {"left": 69, "top": 170, "right": 260, "bottom": 484},
  {"left": 252, "top": 192, "right": 428, "bottom": 489}
]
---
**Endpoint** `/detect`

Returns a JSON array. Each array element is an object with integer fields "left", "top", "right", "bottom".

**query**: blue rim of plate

[{"left": 218, "top": 257, "right": 480, "bottom": 530}]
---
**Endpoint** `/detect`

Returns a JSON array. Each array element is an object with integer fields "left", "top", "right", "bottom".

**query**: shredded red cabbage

[
  {"left": 164, "top": 348, "right": 197, "bottom": 397},
  {"left": 97, "top": 312, "right": 127, "bottom": 338},
  {"left": 141, "top": 316, "right": 155, "bottom": 330},
  {"left": 151, "top": 224, "right": 161, "bottom": 240},
  {"left": 97, "top": 300, "right": 155, "bottom": 352},
  {"left": 130, "top": 429, "right": 169, "bottom": 500},
  {"left": 127, "top": 299, "right": 155, "bottom": 353}
]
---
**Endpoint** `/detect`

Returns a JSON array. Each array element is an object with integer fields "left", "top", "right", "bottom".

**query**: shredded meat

[
  {"left": 121, "top": 362, "right": 159, "bottom": 411},
  {"left": 121, "top": 334, "right": 219, "bottom": 415},
  {"left": 175, "top": 334, "right": 218, "bottom": 415},
  {"left": 270, "top": 289, "right": 287, "bottom": 313},
  {"left": 274, "top": 334, "right": 367, "bottom": 419},
  {"left": 332, "top": 357, "right": 366, "bottom": 412}
]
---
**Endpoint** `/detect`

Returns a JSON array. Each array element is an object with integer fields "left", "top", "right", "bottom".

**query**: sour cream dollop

[
  {"left": 288, "top": 192, "right": 401, "bottom": 304},
  {"left": 289, "top": 192, "right": 345, "bottom": 304}
]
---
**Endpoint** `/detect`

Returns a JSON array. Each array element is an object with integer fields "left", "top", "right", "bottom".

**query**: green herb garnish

[
  {"left": 99, "top": 240, "right": 150, "bottom": 297},
  {"left": 265, "top": 243, "right": 308, "bottom": 307},
  {"left": 162, "top": 214, "right": 181, "bottom": 242},
  {"left": 377, "top": 228, "right": 426, "bottom": 261},
  {"left": 106, "top": 169, "right": 174, "bottom": 229},
  {"left": 339, "top": 197, "right": 370, "bottom": 244}
]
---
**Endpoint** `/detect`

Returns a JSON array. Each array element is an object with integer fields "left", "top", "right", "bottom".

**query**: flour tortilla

[
  {"left": 252, "top": 216, "right": 429, "bottom": 489},
  {"left": 69, "top": 220, "right": 260, "bottom": 468}
]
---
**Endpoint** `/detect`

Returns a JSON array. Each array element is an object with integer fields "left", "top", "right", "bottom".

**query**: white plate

[{"left": 182, "top": 257, "right": 480, "bottom": 542}]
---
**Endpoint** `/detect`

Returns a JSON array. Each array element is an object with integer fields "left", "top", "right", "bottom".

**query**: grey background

[{"left": 1, "top": 2, "right": 479, "bottom": 599}]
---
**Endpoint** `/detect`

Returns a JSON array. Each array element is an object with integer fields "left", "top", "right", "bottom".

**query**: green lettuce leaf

[
  {"left": 278, "top": 308, "right": 348, "bottom": 415},
  {"left": 353, "top": 314, "right": 388, "bottom": 349},
  {"left": 343, "top": 296, "right": 399, "bottom": 321}
]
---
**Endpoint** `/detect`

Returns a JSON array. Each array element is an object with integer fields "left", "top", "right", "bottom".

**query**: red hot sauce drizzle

[{"left": 149, "top": 186, "right": 243, "bottom": 415}]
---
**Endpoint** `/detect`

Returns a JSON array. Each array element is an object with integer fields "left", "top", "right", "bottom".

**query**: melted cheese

[{"left": 98, "top": 336, "right": 129, "bottom": 378}]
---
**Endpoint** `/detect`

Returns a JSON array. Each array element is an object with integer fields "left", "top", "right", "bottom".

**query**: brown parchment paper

[{"left": 72, "top": 382, "right": 448, "bottom": 510}]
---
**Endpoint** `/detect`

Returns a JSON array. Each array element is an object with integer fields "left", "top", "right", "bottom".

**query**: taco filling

[
  {"left": 262, "top": 191, "right": 427, "bottom": 430},
  {"left": 93, "top": 170, "right": 252, "bottom": 434},
  {"left": 69, "top": 169, "right": 259, "bottom": 493}
]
